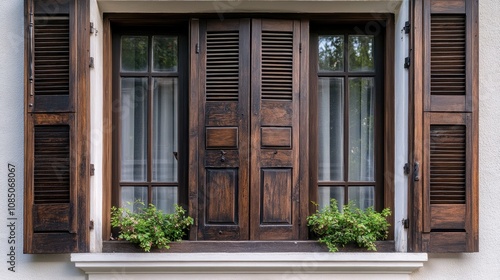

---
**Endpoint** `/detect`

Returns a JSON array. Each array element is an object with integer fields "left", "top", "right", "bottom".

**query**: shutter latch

[
  {"left": 413, "top": 162, "right": 420, "bottom": 181},
  {"left": 90, "top": 164, "right": 95, "bottom": 176}
]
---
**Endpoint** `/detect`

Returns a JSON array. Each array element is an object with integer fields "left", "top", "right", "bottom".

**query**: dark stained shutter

[
  {"left": 195, "top": 19, "right": 251, "bottom": 240},
  {"left": 412, "top": 0, "right": 478, "bottom": 253},
  {"left": 24, "top": 0, "right": 89, "bottom": 253},
  {"left": 190, "top": 18, "right": 307, "bottom": 240},
  {"left": 250, "top": 19, "right": 301, "bottom": 240}
]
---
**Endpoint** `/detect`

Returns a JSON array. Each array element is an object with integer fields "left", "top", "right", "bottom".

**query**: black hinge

[
  {"left": 299, "top": 43, "right": 302, "bottom": 53},
  {"left": 404, "top": 57, "right": 411, "bottom": 69},
  {"left": 403, "top": 21, "right": 411, "bottom": 34},
  {"left": 402, "top": 218, "right": 409, "bottom": 229},
  {"left": 404, "top": 163, "right": 410, "bottom": 175},
  {"left": 413, "top": 162, "right": 420, "bottom": 181},
  {"left": 196, "top": 43, "right": 200, "bottom": 54},
  {"left": 90, "top": 22, "right": 98, "bottom": 35},
  {"left": 89, "top": 57, "right": 95, "bottom": 68},
  {"left": 90, "top": 164, "right": 95, "bottom": 176},
  {"left": 89, "top": 220, "right": 94, "bottom": 230}
]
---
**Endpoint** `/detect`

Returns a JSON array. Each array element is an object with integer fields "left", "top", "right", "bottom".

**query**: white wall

[{"left": 0, "top": 0, "right": 499, "bottom": 279}]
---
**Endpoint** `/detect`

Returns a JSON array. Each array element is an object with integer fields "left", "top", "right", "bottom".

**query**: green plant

[
  {"left": 111, "top": 203, "right": 194, "bottom": 252},
  {"left": 307, "top": 199, "right": 391, "bottom": 252}
]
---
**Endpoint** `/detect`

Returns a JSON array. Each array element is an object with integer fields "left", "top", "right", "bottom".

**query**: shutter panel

[
  {"left": 250, "top": 19, "right": 301, "bottom": 240},
  {"left": 24, "top": 0, "right": 89, "bottom": 253},
  {"left": 412, "top": 0, "right": 478, "bottom": 252},
  {"left": 196, "top": 19, "right": 251, "bottom": 240}
]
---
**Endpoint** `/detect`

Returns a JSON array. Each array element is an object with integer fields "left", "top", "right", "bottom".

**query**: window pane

[
  {"left": 318, "top": 35, "right": 344, "bottom": 72},
  {"left": 121, "top": 186, "right": 148, "bottom": 213},
  {"left": 348, "top": 186, "right": 375, "bottom": 210},
  {"left": 349, "top": 77, "right": 375, "bottom": 181},
  {"left": 348, "top": 35, "right": 374, "bottom": 72},
  {"left": 121, "top": 78, "right": 148, "bottom": 182},
  {"left": 121, "top": 36, "right": 148, "bottom": 72},
  {"left": 153, "top": 36, "right": 178, "bottom": 72},
  {"left": 152, "top": 187, "right": 178, "bottom": 214},
  {"left": 318, "top": 77, "right": 344, "bottom": 181},
  {"left": 152, "top": 78, "right": 178, "bottom": 182},
  {"left": 318, "top": 187, "right": 344, "bottom": 210}
]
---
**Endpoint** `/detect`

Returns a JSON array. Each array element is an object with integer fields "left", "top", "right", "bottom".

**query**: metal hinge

[
  {"left": 89, "top": 57, "right": 95, "bottom": 68},
  {"left": 90, "top": 164, "right": 95, "bottom": 176},
  {"left": 403, "top": 21, "right": 411, "bottom": 34},
  {"left": 90, "top": 22, "right": 98, "bottom": 35},
  {"left": 89, "top": 220, "right": 94, "bottom": 230},
  {"left": 402, "top": 218, "right": 409, "bottom": 229},
  {"left": 196, "top": 43, "right": 200, "bottom": 54},
  {"left": 404, "top": 163, "right": 410, "bottom": 175},
  {"left": 299, "top": 43, "right": 302, "bottom": 53},
  {"left": 404, "top": 57, "right": 411, "bottom": 69},
  {"left": 413, "top": 162, "right": 420, "bottom": 181}
]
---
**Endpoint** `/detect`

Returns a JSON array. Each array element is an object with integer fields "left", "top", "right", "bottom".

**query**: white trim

[{"left": 72, "top": 252, "right": 426, "bottom": 278}]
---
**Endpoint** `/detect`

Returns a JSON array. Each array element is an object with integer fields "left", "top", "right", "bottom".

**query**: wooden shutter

[
  {"left": 195, "top": 19, "right": 251, "bottom": 240},
  {"left": 250, "top": 19, "right": 302, "bottom": 240},
  {"left": 412, "top": 0, "right": 478, "bottom": 252},
  {"left": 190, "top": 18, "right": 308, "bottom": 240},
  {"left": 24, "top": 0, "right": 89, "bottom": 253}
]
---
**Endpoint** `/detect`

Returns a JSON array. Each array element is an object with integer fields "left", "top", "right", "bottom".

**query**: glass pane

[
  {"left": 121, "top": 78, "right": 148, "bottom": 182},
  {"left": 349, "top": 77, "right": 375, "bottom": 181},
  {"left": 153, "top": 36, "right": 178, "bottom": 72},
  {"left": 318, "top": 35, "right": 344, "bottom": 72},
  {"left": 348, "top": 186, "right": 375, "bottom": 210},
  {"left": 121, "top": 186, "right": 148, "bottom": 213},
  {"left": 348, "top": 35, "right": 374, "bottom": 72},
  {"left": 318, "top": 187, "right": 344, "bottom": 210},
  {"left": 318, "top": 77, "right": 344, "bottom": 181},
  {"left": 152, "top": 187, "right": 178, "bottom": 214},
  {"left": 121, "top": 36, "right": 148, "bottom": 72},
  {"left": 152, "top": 78, "right": 178, "bottom": 182}
]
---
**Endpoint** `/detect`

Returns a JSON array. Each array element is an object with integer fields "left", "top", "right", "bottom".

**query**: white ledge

[{"left": 72, "top": 252, "right": 427, "bottom": 278}]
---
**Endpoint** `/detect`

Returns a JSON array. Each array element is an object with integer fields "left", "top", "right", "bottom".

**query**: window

[
  {"left": 108, "top": 18, "right": 389, "bottom": 242},
  {"left": 311, "top": 25, "right": 385, "bottom": 211},
  {"left": 111, "top": 26, "right": 188, "bottom": 215},
  {"left": 23, "top": 0, "right": 479, "bottom": 254}
]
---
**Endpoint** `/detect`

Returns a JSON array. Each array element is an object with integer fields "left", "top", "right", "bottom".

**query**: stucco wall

[{"left": 0, "top": 0, "right": 498, "bottom": 279}]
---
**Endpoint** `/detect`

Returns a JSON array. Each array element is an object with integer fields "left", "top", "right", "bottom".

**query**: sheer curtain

[
  {"left": 348, "top": 77, "right": 375, "bottom": 209},
  {"left": 318, "top": 77, "right": 344, "bottom": 209},
  {"left": 152, "top": 78, "right": 178, "bottom": 213},
  {"left": 120, "top": 78, "right": 148, "bottom": 182}
]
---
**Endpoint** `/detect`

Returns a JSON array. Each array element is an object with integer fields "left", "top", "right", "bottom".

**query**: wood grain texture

[
  {"left": 261, "top": 169, "right": 292, "bottom": 224},
  {"left": 103, "top": 240, "right": 396, "bottom": 253},
  {"left": 206, "top": 127, "right": 238, "bottom": 149},
  {"left": 261, "top": 127, "right": 291, "bottom": 148},
  {"left": 205, "top": 169, "right": 238, "bottom": 224},
  {"left": 431, "top": 0, "right": 465, "bottom": 13}
]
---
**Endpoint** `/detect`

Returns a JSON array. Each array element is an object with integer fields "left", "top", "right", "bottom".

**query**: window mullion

[
  {"left": 147, "top": 35, "right": 153, "bottom": 205},
  {"left": 343, "top": 33, "right": 350, "bottom": 205}
]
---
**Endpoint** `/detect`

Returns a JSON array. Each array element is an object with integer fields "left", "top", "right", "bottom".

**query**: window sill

[
  {"left": 72, "top": 251, "right": 427, "bottom": 279},
  {"left": 102, "top": 240, "right": 396, "bottom": 253}
]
